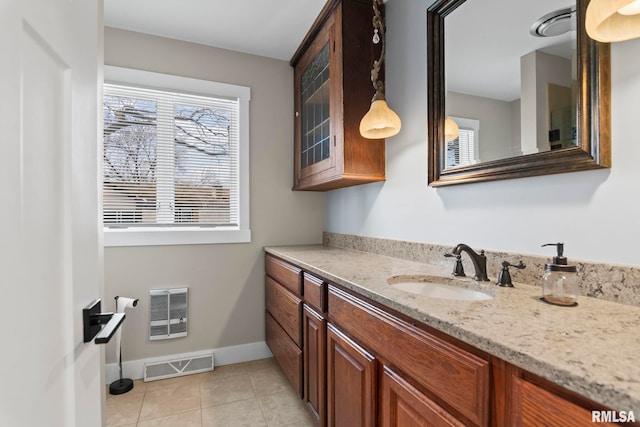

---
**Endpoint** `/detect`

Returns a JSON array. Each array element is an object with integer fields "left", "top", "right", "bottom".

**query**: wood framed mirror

[{"left": 427, "top": 0, "right": 610, "bottom": 187}]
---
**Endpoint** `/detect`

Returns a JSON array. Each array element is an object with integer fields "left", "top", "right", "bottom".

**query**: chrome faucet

[{"left": 445, "top": 243, "right": 490, "bottom": 282}]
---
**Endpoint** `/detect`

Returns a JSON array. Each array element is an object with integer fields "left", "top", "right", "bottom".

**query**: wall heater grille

[
  {"left": 144, "top": 353, "right": 214, "bottom": 382},
  {"left": 149, "top": 288, "right": 188, "bottom": 340}
]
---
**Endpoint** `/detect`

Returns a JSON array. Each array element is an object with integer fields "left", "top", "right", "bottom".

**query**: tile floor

[{"left": 106, "top": 357, "right": 316, "bottom": 427}]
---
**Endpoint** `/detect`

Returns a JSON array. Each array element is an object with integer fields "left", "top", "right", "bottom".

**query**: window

[
  {"left": 445, "top": 117, "right": 479, "bottom": 168},
  {"left": 103, "top": 66, "right": 250, "bottom": 246}
]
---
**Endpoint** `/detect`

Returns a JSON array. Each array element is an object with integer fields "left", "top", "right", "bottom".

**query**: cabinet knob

[{"left": 295, "top": 112, "right": 299, "bottom": 117}]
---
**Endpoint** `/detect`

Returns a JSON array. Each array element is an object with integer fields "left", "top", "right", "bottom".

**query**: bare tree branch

[{"left": 103, "top": 100, "right": 231, "bottom": 185}]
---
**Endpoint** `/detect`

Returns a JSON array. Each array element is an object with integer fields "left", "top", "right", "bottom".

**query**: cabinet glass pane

[{"left": 301, "top": 43, "right": 330, "bottom": 169}]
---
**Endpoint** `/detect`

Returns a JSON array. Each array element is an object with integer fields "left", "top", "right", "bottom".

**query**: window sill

[{"left": 104, "top": 227, "right": 251, "bottom": 247}]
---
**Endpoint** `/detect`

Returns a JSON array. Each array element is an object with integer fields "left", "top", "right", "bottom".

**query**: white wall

[
  {"left": 104, "top": 28, "right": 325, "bottom": 363},
  {"left": 325, "top": 0, "right": 640, "bottom": 267}
]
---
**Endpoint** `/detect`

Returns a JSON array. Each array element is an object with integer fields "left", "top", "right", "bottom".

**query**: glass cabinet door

[
  {"left": 300, "top": 43, "right": 331, "bottom": 171},
  {"left": 292, "top": 1, "right": 385, "bottom": 191}
]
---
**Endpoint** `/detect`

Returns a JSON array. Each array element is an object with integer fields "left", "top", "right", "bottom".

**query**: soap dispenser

[{"left": 541, "top": 243, "right": 578, "bottom": 306}]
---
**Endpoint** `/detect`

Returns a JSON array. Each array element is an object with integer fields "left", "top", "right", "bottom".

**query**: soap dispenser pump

[{"left": 541, "top": 243, "right": 578, "bottom": 306}]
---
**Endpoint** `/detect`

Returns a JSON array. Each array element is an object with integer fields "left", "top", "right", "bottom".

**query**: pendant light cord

[{"left": 370, "top": 0, "right": 386, "bottom": 99}]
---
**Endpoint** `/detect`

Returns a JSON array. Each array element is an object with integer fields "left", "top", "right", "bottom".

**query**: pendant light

[
  {"left": 586, "top": 0, "right": 640, "bottom": 42},
  {"left": 444, "top": 117, "right": 459, "bottom": 142},
  {"left": 359, "top": 0, "right": 401, "bottom": 139}
]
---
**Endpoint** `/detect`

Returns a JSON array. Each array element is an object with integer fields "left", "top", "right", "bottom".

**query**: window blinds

[
  {"left": 457, "top": 129, "right": 476, "bottom": 166},
  {"left": 445, "top": 129, "right": 476, "bottom": 168},
  {"left": 103, "top": 83, "right": 240, "bottom": 228}
]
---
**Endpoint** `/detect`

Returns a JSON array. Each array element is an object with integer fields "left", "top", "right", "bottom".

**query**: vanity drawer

[
  {"left": 328, "top": 285, "right": 490, "bottom": 426},
  {"left": 303, "top": 273, "right": 325, "bottom": 313},
  {"left": 265, "top": 254, "right": 302, "bottom": 296},
  {"left": 265, "top": 311, "right": 302, "bottom": 397},
  {"left": 265, "top": 275, "right": 302, "bottom": 346}
]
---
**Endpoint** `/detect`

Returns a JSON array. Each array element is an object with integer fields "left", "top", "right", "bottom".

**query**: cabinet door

[
  {"left": 511, "top": 377, "right": 618, "bottom": 427},
  {"left": 293, "top": 6, "right": 340, "bottom": 188},
  {"left": 328, "top": 285, "right": 489, "bottom": 426},
  {"left": 327, "top": 323, "right": 376, "bottom": 427},
  {"left": 303, "top": 305, "right": 326, "bottom": 425},
  {"left": 380, "top": 366, "right": 464, "bottom": 427}
]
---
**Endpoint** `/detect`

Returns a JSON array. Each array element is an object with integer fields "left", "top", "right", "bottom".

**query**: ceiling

[
  {"left": 103, "top": 0, "right": 328, "bottom": 61},
  {"left": 104, "top": 0, "right": 575, "bottom": 101}
]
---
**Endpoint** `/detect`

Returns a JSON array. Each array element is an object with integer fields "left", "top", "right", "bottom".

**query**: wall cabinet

[
  {"left": 291, "top": 0, "right": 386, "bottom": 191},
  {"left": 265, "top": 254, "right": 623, "bottom": 426}
]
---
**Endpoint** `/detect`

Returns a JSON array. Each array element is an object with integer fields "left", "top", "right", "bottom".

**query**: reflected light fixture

[
  {"left": 586, "top": 0, "right": 640, "bottom": 42},
  {"left": 359, "top": 0, "right": 402, "bottom": 139},
  {"left": 444, "top": 117, "right": 459, "bottom": 142}
]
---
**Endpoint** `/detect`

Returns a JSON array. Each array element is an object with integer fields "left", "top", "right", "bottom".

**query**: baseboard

[{"left": 105, "top": 341, "right": 272, "bottom": 383}]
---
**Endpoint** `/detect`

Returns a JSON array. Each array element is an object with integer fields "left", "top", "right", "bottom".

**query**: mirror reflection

[
  {"left": 427, "top": 0, "right": 610, "bottom": 186},
  {"left": 444, "top": 0, "right": 578, "bottom": 169}
]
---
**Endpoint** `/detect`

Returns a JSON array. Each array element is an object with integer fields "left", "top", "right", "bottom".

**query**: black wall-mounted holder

[{"left": 83, "top": 299, "right": 125, "bottom": 344}]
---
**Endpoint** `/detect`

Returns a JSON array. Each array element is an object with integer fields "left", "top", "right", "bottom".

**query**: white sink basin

[{"left": 387, "top": 275, "right": 494, "bottom": 301}]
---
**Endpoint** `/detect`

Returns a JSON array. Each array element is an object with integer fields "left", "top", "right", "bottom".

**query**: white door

[{"left": 0, "top": 0, "right": 103, "bottom": 426}]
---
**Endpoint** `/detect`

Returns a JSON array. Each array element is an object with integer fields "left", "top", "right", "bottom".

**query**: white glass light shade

[
  {"left": 586, "top": 0, "right": 640, "bottom": 42},
  {"left": 359, "top": 99, "right": 402, "bottom": 139},
  {"left": 444, "top": 117, "right": 459, "bottom": 142}
]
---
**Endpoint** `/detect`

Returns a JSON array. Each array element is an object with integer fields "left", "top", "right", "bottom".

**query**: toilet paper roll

[
  {"left": 115, "top": 296, "right": 138, "bottom": 366},
  {"left": 116, "top": 296, "right": 138, "bottom": 313}
]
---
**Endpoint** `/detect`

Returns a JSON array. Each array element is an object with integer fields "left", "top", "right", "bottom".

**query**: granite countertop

[{"left": 265, "top": 244, "right": 640, "bottom": 413}]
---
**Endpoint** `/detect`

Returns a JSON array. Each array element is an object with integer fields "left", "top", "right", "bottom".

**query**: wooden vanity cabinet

[
  {"left": 512, "top": 377, "right": 594, "bottom": 426},
  {"left": 291, "top": 0, "right": 385, "bottom": 191},
  {"left": 380, "top": 366, "right": 465, "bottom": 427},
  {"left": 265, "top": 312, "right": 302, "bottom": 395},
  {"left": 302, "top": 272, "right": 327, "bottom": 426},
  {"left": 327, "top": 284, "right": 490, "bottom": 427},
  {"left": 303, "top": 305, "right": 326, "bottom": 425},
  {"left": 264, "top": 255, "right": 303, "bottom": 396},
  {"left": 510, "top": 372, "right": 624, "bottom": 427},
  {"left": 265, "top": 254, "right": 627, "bottom": 427},
  {"left": 327, "top": 323, "right": 377, "bottom": 427}
]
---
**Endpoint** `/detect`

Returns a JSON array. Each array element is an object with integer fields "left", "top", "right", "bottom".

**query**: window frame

[{"left": 102, "top": 66, "right": 251, "bottom": 247}]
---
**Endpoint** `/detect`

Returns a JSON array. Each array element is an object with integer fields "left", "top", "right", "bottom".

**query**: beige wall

[
  {"left": 103, "top": 27, "right": 325, "bottom": 363},
  {"left": 520, "top": 50, "right": 572, "bottom": 154},
  {"left": 446, "top": 91, "right": 518, "bottom": 162}
]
